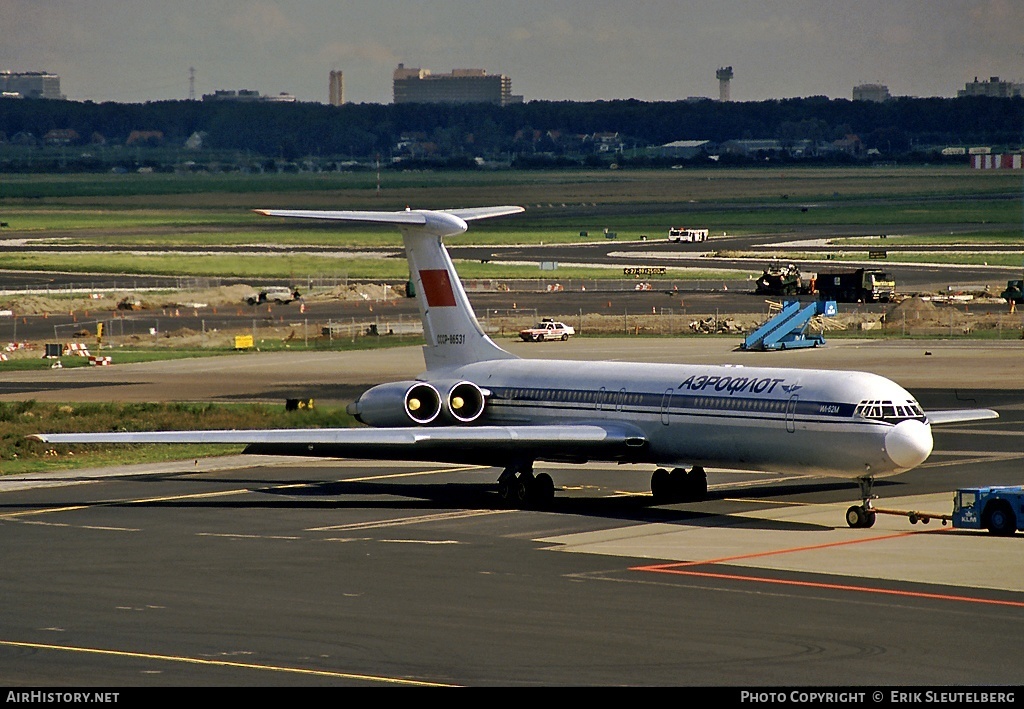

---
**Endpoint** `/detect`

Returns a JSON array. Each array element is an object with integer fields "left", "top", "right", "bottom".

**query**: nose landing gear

[{"left": 846, "top": 475, "right": 877, "bottom": 528}]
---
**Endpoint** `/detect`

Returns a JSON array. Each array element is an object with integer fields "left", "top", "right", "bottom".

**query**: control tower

[{"left": 716, "top": 66, "right": 734, "bottom": 101}]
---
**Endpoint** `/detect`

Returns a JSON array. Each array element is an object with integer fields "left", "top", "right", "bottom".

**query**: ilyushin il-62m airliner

[{"left": 33, "top": 206, "right": 998, "bottom": 528}]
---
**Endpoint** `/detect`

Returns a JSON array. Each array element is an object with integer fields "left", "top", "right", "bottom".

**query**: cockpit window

[{"left": 855, "top": 399, "right": 925, "bottom": 422}]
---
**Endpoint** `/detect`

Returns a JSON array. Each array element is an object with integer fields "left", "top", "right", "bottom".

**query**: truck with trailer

[
  {"left": 873, "top": 485, "right": 1024, "bottom": 535},
  {"left": 816, "top": 268, "right": 895, "bottom": 303}
]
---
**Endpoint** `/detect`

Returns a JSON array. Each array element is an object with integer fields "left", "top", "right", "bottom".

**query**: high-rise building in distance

[
  {"left": 0, "top": 71, "right": 64, "bottom": 99},
  {"left": 329, "top": 70, "right": 344, "bottom": 106},
  {"left": 958, "top": 76, "right": 1022, "bottom": 98},
  {"left": 393, "top": 64, "right": 520, "bottom": 106},
  {"left": 853, "top": 83, "right": 891, "bottom": 102}
]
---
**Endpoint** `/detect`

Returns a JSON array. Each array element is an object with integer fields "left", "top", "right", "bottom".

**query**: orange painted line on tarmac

[
  {"left": 630, "top": 528, "right": 1024, "bottom": 608},
  {"left": 639, "top": 529, "right": 934, "bottom": 570},
  {"left": 633, "top": 566, "right": 1024, "bottom": 608}
]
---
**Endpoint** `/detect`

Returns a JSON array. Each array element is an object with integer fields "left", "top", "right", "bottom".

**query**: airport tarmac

[{"left": 0, "top": 337, "right": 1022, "bottom": 687}]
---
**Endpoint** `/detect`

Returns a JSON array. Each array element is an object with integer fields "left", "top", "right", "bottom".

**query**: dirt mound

[
  {"left": 319, "top": 283, "right": 405, "bottom": 301},
  {"left": 156, "top": 284, "right": 257, "bottom": 308},
  {"left": 0, "top": 285, "right": 265, "bottom": 316},
  {"left": 886, "top": 296, "right": 938, "bottom": 320},
  {"left": 0, "top": 282, "right": 405, "bottom": 320}
]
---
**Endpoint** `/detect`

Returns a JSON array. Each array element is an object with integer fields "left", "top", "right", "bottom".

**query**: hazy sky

[{"left": 3, "top": 1, "right": 1023, "bottom": 104}]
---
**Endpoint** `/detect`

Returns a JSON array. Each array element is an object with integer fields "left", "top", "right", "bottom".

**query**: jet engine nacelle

[
  {"left": 437, "top": 380, "right": 487, "bottom": 424},
  {"left": 346, "top": 380, "right": 442, "bottom": 427}
]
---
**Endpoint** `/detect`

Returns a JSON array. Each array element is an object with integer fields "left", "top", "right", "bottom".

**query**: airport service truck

[
  {"left": 877, "top": 485, "right": 1024, "bottom": 535},
  {"left": 244, "top": 286, "right": 301, "bottom": 306},
  {"left": 754, "top": 263, "right": 816, "bottom": 296},
  {"left": 950, "top": 486, "right": 1024, "bottom": 536},
  {"left": 1000, "top": 278, "right": 1024, "bottom": 304},
  {"left": 816, "top": 268, "right": 895, "bottom": 303},
  {"left": 667, "top": 227, "right": 708, "bottom": 243}
]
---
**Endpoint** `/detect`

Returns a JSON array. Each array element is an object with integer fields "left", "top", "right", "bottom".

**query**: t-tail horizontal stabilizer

[{"left": 256, "top": 206, "right": 525, "bottom": 370}]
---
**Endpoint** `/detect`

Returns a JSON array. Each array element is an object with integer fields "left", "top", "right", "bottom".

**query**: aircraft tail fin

[{"left": 256, "top": 206, "right": 523, "bottom": 370}]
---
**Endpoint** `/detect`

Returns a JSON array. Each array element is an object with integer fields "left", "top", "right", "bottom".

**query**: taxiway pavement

[{"left": 0, "top": 338, "right": 1021, "bottom": 686}]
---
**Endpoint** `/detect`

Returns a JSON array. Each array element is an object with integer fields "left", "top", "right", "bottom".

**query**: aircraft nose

[{"left": 884, "top": 419, "right": 933, "bottom": 470}]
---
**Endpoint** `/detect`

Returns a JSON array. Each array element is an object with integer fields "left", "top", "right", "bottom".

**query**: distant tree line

[{"left": 0, "top": 95, "right": 1021, "bottom": 172}]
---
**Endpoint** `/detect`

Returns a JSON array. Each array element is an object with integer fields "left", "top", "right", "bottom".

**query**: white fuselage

[{"left": 433, "top": 358, "right": 934, "bottom": 479}]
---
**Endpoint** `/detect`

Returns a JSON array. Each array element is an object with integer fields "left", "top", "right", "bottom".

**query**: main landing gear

[
  {"left": 651, "top": 466, "right": 708, "bottom": 504},
  {"left": 846, "top": 475, "right": 877, "bottom": 528},
  {"left": 496, "top": 462, "right": 554, "bottom": 509}
]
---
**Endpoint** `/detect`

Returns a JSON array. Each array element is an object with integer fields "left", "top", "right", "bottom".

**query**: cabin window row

[
  {"left": 499, "top": 388, "right": 792, "bottom": 414},
  {"left": 690, "top": 396, "right": 788, "bottom": 413},
  {"left": 502, "top": 388, "right": 646, "bottom": 406}
]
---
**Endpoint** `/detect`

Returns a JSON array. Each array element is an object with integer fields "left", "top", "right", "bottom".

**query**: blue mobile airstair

[{"left": 741, "top": 300, "right": 837, "bottom": 351}]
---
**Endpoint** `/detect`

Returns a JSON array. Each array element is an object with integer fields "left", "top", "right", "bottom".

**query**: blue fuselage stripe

[{"left": 486, "top": 386, "right": 858, "bottom": 422}]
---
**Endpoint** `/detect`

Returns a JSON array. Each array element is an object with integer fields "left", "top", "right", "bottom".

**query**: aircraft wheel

[
  {"left": 687, "top": 466, "right": 708, "bottom": 501},
  {"left": 651, "top": 468, "right": 671, "bottom": 503},
  {"left": 532, "top": 473, "right": 555, "bottom": 507},
  {"left": 845, "top": 506, "right": 876, "bottom": 528},
  {"left": 985, "top": 501, "right": 1017, "bottom": 536},
  {"left": 669, "top": 467, "right": 687, "bottom": 497},
  {"left": 515, "top": 478, "right": 530, "bottom": 505},
  {"left": 846, "top": 505, "right": 875, "bottom": 528},
  {"left": 497, "top": 477, "right": 514, "bottom": 504}
]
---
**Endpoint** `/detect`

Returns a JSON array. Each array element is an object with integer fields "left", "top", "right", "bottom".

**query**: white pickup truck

[{"left": 245, "top": 287, "right": 300, "bottom": 306}]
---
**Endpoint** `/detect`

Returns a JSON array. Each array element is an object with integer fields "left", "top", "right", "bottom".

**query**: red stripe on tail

[{"left": 419, "top": 269, "right": 457, "bottom": 307}]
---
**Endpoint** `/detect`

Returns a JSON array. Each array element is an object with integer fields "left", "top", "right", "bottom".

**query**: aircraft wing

[
  {"left": 31, "top": 422, "right": 648, "bottom": 465},
  {"left": 926, "top": 409, "right": 1000, "bottom": 425}
]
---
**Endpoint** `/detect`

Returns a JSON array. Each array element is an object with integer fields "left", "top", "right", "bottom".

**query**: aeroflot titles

[{"left": 678, "top": 374, "right": 798, "bottom": 396}]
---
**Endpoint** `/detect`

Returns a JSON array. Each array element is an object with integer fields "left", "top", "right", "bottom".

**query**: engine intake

[
  {"left": 444, "top": 380, "right": 486, "bottom": 423},
  {"left": 346, "top": 380, "right": 441, "bottom": 427}
]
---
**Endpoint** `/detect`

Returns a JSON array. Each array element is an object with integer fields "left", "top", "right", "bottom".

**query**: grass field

[
  {"left": 0, "top": 400, "right": 355, "bottom": 476},
  {"left": 0, "top": 166, "right": 1020, "bottom": 278},
  {"left": 0, "top": 165, "right": 1018, "bottom": 203},
  {"left": 1, "top": 165, "right": 1021, "bottom": 474}
]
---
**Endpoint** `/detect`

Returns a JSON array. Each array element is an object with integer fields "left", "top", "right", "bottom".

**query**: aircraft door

[
  {"left": 660, "top": 388, "right": 673, "bottom": 425},
  {"left": 786, "top": 394, "right": 798, "bottom": 433}
]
